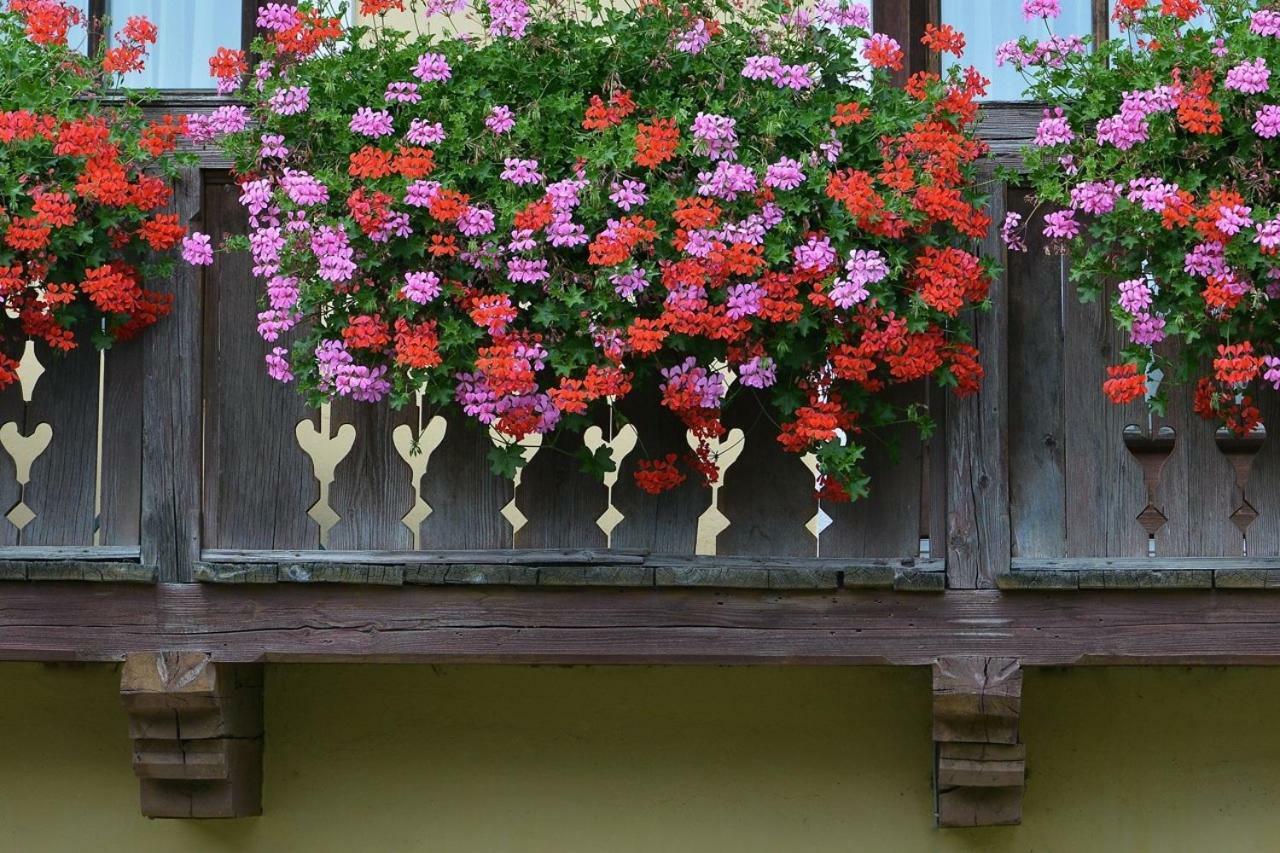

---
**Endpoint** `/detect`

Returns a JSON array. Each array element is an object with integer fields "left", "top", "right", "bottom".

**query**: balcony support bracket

[
  {"left": 932, "top": 656, "right": 1025, "bottom": 828},
  {"left": 120, "top": 652, "right": 264, "bottom": 819}
]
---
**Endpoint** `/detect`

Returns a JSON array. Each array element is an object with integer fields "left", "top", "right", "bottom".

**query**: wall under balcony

[{"left": 1, "top": 663, "right": 1278, "bottom": 852}]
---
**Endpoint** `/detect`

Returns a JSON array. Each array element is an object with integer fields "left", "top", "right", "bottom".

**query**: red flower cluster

[{"left": 0, "top": 3, "right": 185, "bottom": 388}]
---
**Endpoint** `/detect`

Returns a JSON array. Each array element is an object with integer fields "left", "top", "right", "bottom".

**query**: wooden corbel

[
  {"left": 120, "top": 652, "right": 264, "bottom": 819},
  {"left": 932, "top": 656, "right": 1025, "bottom": 828}
]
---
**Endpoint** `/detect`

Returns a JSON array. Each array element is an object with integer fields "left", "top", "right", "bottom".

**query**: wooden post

[
  {"left": 120, "top": 652, "right": 264, "bottom": 819},
  {"left": 933, "top": 656, "right": 1025, "bottom": 828}
]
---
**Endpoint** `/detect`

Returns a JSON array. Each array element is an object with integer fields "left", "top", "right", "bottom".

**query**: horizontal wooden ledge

[
  {"left": 195, "top": 552, "right": 944, "bottom": 592},
  {"left": 2, "top": 584, "right": 1280, "bottom": 666},
  {"left": 1005, "top": 559, "right": 1280, "bottom": 591}
]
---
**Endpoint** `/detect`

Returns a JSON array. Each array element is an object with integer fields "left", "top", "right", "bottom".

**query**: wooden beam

[
  {"left": 120, "top": 652, "right": 264, "bottom": 819},
  {"left": 933, "top": 657, "right": 1025, "bottom": 827},
  {"left": 4, "top": 585, "right": 1280, "bottom": 666}
]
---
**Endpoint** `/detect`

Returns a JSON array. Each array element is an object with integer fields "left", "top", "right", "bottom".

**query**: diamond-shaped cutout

[
  {"left": 6, "top": 501, "right": 34, "bottom": 530},
  {"left": 807, "top": 508, "right": 833, "bottom": 539},
  {"left": 1231, "top": 501, "right": 1259, "bottom": 535},
  {"left": 307, "top": 499, "right": 341, "bottom": 545},
  {"left": 596, "top": 505, "right": 624, "bottom": 539},
  {"left": 401, "top": 497, "right": 433, "bottom": 540},
  {"left": 501, "top": 500, "right": 527, "bottom": 536},
  {"left": 1136, "top": 503, "right": 1167, "bottom": 535}
]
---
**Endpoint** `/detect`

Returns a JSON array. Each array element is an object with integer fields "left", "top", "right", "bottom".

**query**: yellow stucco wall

[{"left": 2, "top": 663, "right": 1280, "bottom": 852}]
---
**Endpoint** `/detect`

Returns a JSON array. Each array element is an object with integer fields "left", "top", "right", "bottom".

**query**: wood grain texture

[
  {"left": 1062, "top": 278, "right": 1148, "bottom": 558},
  {"left": 1244, "top": 393, "right": 1280, "bottom": 555},
  {"left": 22, "top": 342, "right": 98, "bottom": 545},
  {"left": 946, "top": 187, "right": 1010, "bottom": 588},
  {"left": 1006, "top": 192, "right": 1067, "bottom": 559},
  {"left": 717, "top": 394, "right": 816, "bottom": 557},
  {"left": 141, "top": 167, "right": 204, "bottom": 582},
  {"left": 822, "top": 384, "right": 924, "bottom": 558},
  {"left": 1152, "top": 377, "right": 1241, "bottom": 557},
  {"left": 514, "top": 424, "right": 609, "bottom": 550},
  {"left": 327, "top": 400, "right": 416, "bottom": 550},
  {"left": 418, "top": 411, "right": 512, "bottom": 549},
  {"left": 200, "top": 176, "right": 316, "bottom": 551},
  {"left": 121, "top": 652, "right": 263, "bottom": 819},
  {"left": 8, "top": 584, "right": 1280, "bottom": 665},
  {"left": 610, "top": 394, "right": 701, "bottom": 554},
  {"left": 100, "top": 340, "right": 144, "bottom": 545}
]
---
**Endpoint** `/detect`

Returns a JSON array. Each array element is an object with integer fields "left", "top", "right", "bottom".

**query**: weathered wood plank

[
  {"left": 1062, "top": 277, "right": 1148, "bottom": 558},
  {"left": 141, "top": 167, "right": 204, "bottom": 582},
  {"left": 513, "top": 424, "right": 609, "bottom": 550},
  {"left": 327, "top": 400, "right": 416, "bottom": 550},
  {"left": 21, "top": 342, "right": 99, "bottom": 545},
  {"left": 1006, "top": 190, "right": 1066, "bottom": 559},
  {"left": 100, "top": 341, "right": 144, "bottom": 545},
  {"left": 201, "top": 548, "right": 647, "bottom": 565},
  {"left": 717, "top": 394, "right": 816, "bottom": 557},
  {"left": 13, "top": 584, "right": 1280, "bottom": 664},
  {"left": 417, "top": 411, "right": 512, "bottom": 549},
  {"left": 946, "top": 186, "right": 1010, "bottom": 588},
  {"left": 200, "top": 176, "right": 317, "bottom": 552},
  {"left": 610, "top": 394, "right": 702, "bottom": 554},
  {"left": 822, "top": 384, "right": 924, "bottom": 558}
]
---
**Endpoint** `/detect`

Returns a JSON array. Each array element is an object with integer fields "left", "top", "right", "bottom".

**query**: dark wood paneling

[
  {"left": 946, "top": 183, "right": 1010, "bottom": 588},
  {"left": 7, "top": 584, "right": 1280, "bottom": 665},
  {"left": 141, "top": 167, "right": 204, "bottom": 582},
  {"left": 200, "top": 176, "right": 316, "bottom": 552}
]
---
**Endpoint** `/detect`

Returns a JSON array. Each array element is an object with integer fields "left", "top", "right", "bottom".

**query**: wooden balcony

[{"left": 3, "top": 110, "right": 1280, "bottom": 825}]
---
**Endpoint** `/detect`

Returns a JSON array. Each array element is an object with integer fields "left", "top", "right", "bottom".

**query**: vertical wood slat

[
  {"left": 610, "top": 395, "right": 701, "bottom": 554},
  {"left": 821, "top": 384, "right": 924, "bottom": 557},
  {"left": 513, "top": 423, "right": 609, "bottom": 550},
  {"left": 21, "top": 343, "right": 98, "bottom": 545},
  {"left": 327, "top": 401, "right": 416, "bottom": 550},
  {"left": 200, "top": 176, "right": 316, "bottom": 551},
  {"left": 1151, "top": 378, "right": 1241, "bottom": 557},
  {"left": 417, "top": 412, "right": 513, "bottom": 549},
  {"left": 100, "top": 342, "right": 144, "bottom": 545},
  {"left": 141, "top": 167, "right": 203, "bottom": 581},
  {"left": 717, "top": 394, "right": 816, "bottom": 558},
  {"left": 946, "top": 182, "right": 1010, "bottom": 589},
  {"left": 1244, "top": 393, "right": 1280, "bottom": 556},
  {"left": 1062, "top": 279, "right": 1148, "bottom": 558},
  {"left": 1007, "top": 191, "right": 1066, "bottom": 559}
]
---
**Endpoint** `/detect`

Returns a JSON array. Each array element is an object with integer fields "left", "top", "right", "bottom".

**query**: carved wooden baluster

[
  {"left": 1122, "top": 424, "right": 1176, "bottom": 545},
  {"left": 0, "top": 342, "right": 51, "bottom": 533},
  {"left": 691, "top": 427, "right": 746, "bottom": 556},
  {"left": 490, "top": 428, "right": 543, "bottom": 546},
  {"left": 295, "top": 404, "right": 356, "bottom": 548},
  {"left": 392, "top": 403, "right": 448, "bottom": 550},
  {"left": 583, "top": 412, "right": 638, "bottom": 548},
  {"left": 1214, "top": 425, "right": 1266, "bottom": 540},
  {"left": 801, "top": 452, "right": 829, "bottom": 555}
]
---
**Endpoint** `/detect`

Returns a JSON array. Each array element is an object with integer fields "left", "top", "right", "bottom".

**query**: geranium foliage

[
  {"left": 192, "top": 0, "right": 993, "bottom": 498},
  {"left": 1012, "top": 0, "right": 1280, "bottom": 435},
  {"left": 0, "top": 0, "right": 191, "bottom": 386}
]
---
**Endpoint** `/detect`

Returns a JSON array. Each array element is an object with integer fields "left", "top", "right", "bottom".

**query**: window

[
  {"left": 104, "top": 0, "right": 243, "bottom": 89},
  {"left": 940, "top": 0, "right": 1092, "bottom": 100}
]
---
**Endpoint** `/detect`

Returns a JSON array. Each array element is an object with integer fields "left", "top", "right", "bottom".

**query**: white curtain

[
  {"left": 107, "top": 0, "right": 242, "bottom": 89},
  {"left": 941, "top": 0, "right": 1092, "bottom": 101}
]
